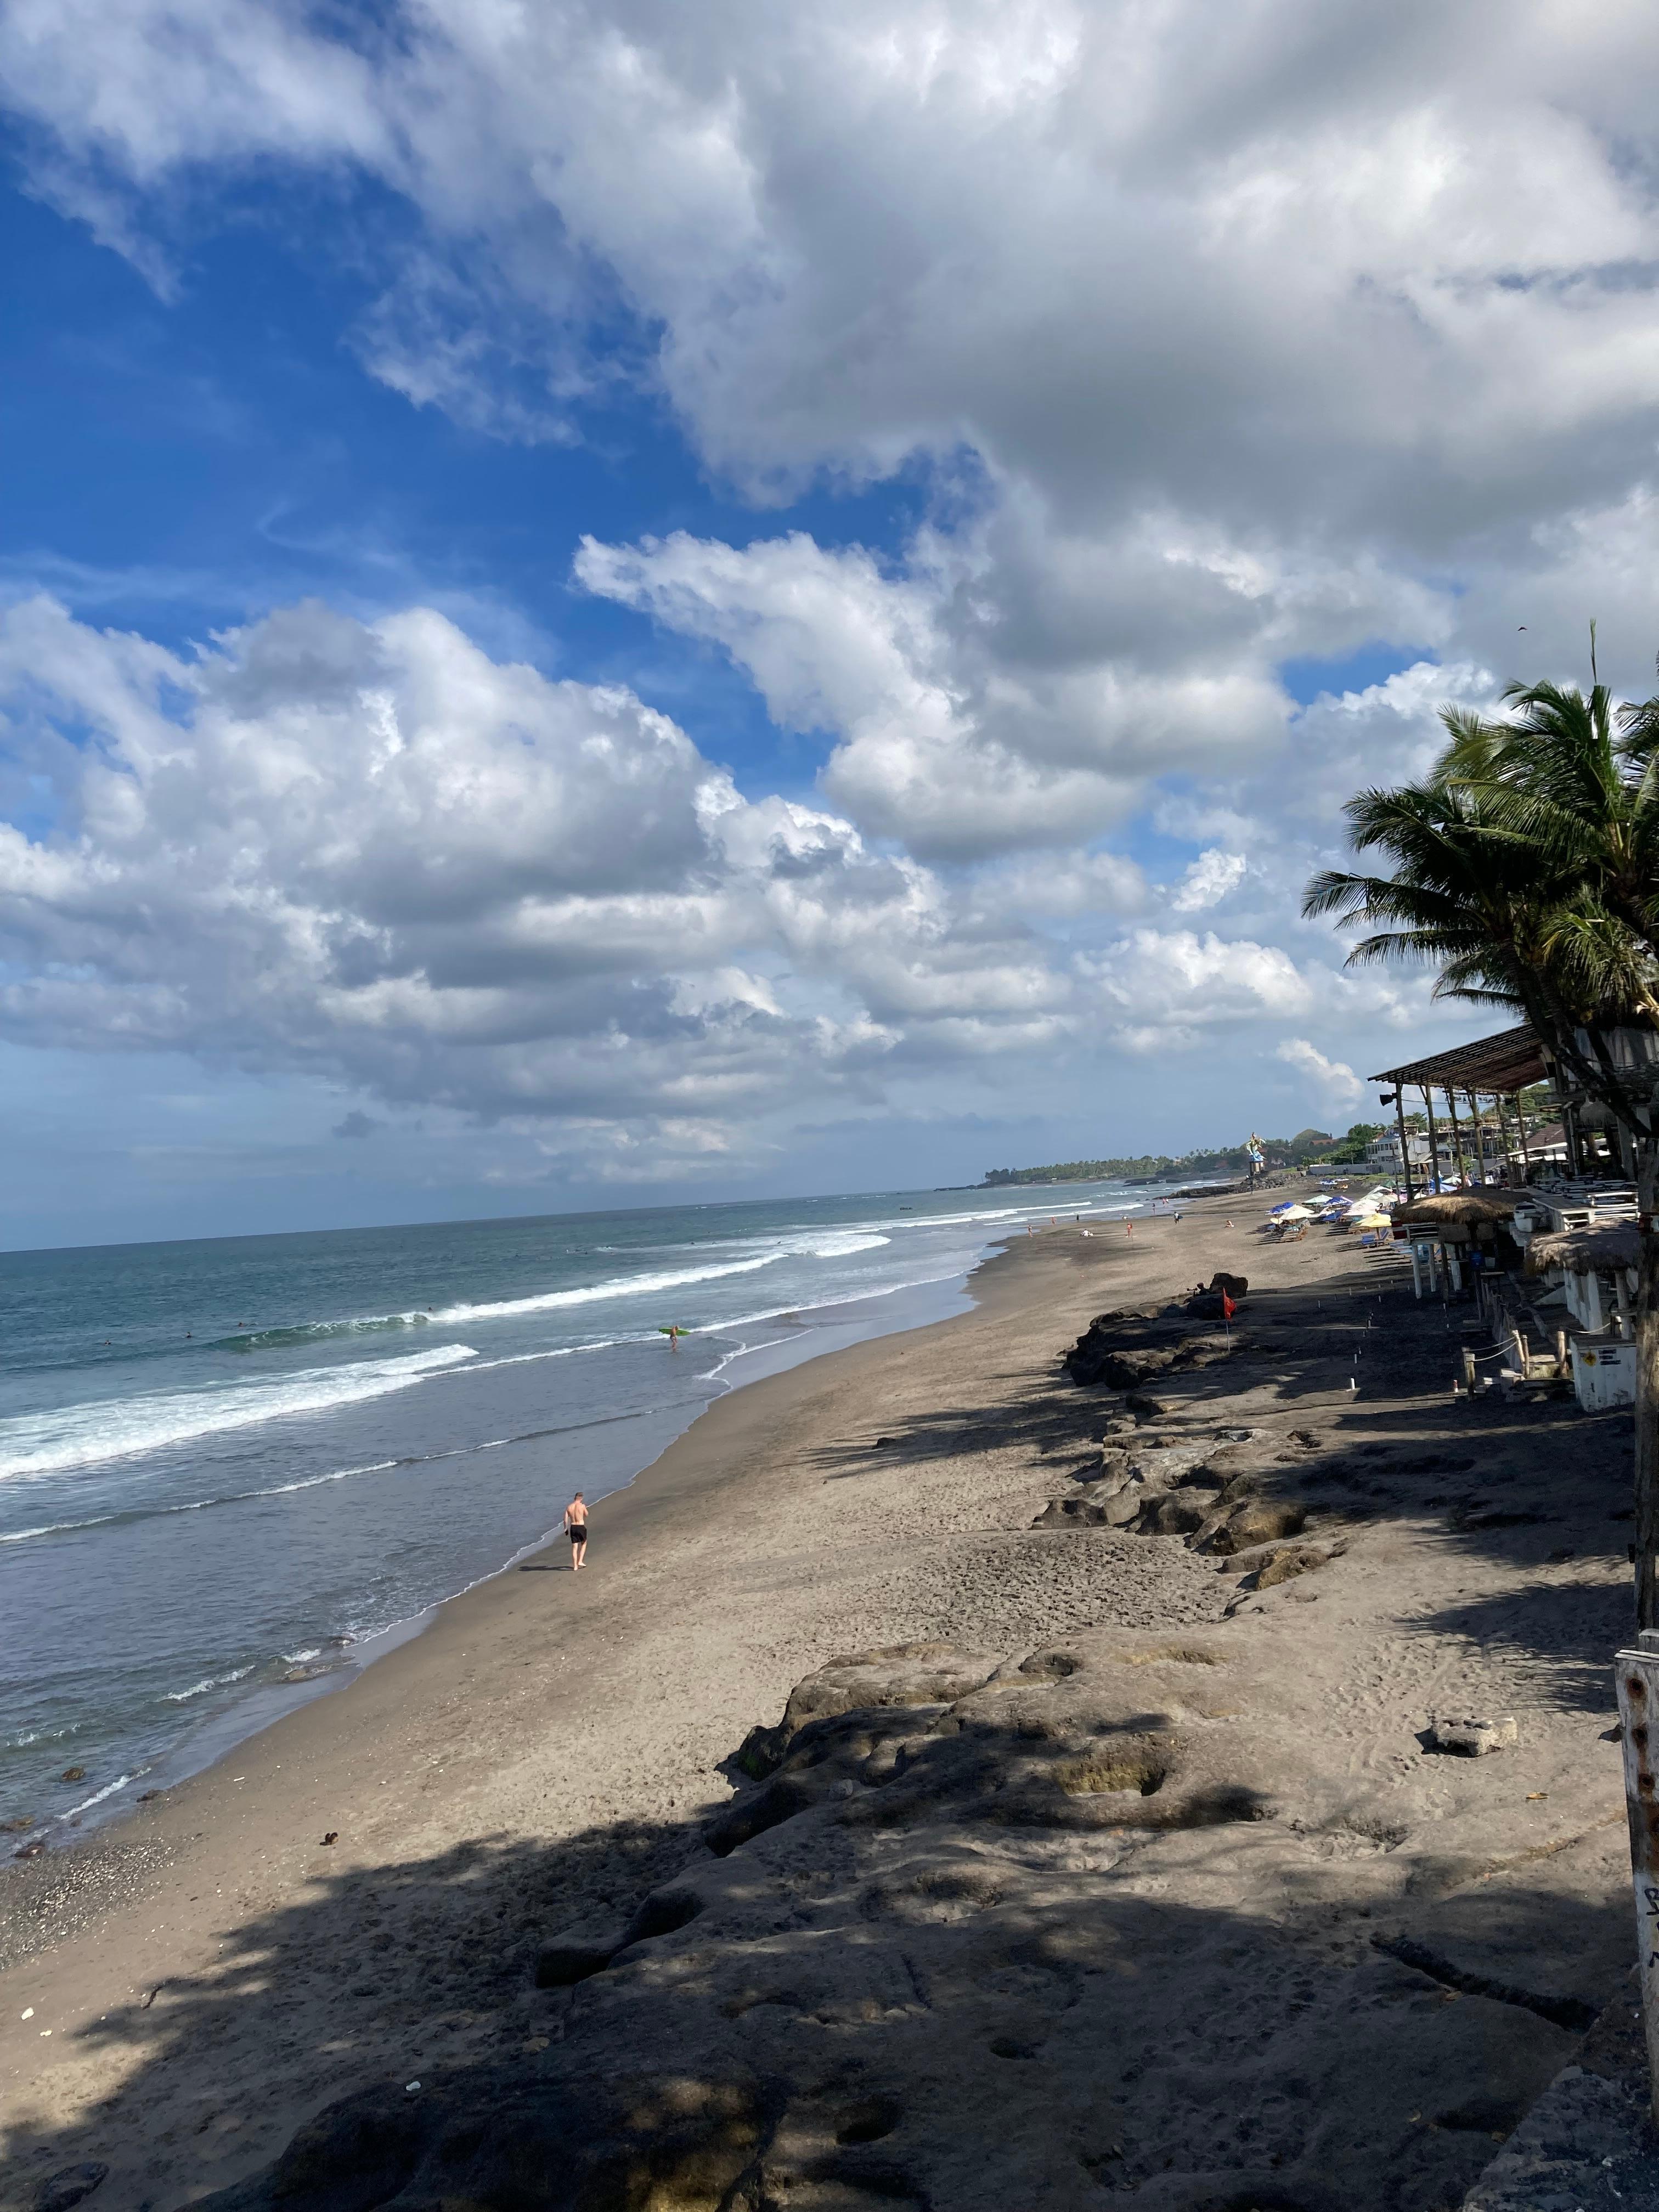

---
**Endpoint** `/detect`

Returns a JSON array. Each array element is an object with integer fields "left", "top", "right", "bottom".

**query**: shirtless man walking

[{"left": 562, "top": 1491, "right": 590, "bottom": 1572}]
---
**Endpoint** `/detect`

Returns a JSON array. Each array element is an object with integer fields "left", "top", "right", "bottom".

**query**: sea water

[{"left": 0, "top": 1180, "right": 1156, "bottom": 1839}]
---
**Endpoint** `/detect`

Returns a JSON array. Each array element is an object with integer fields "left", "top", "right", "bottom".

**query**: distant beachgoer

[
  {"left": 1125, "top": 1221, "right": 1134, "bottom": 1237},
  {"left": 563, "top": 1492, "right": 590, "bottom": 1571}
]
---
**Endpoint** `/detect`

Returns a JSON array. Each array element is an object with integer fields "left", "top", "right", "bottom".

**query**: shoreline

[
  {"left": 4, "top": 1187, "right": 1634, "bottom": 2212},
  {"left": 16, "top": 1172, "right": 1184, "bottom": 1862},
  {"left": 8, "top": 1262, "right": 986, "bottom": 1859},
  {"left": 2, "top": 1227, "right": 1048, "bottom": 1949},
  {"left": 9, "top": 1238, "right": 1053, "bottom": 1893}
]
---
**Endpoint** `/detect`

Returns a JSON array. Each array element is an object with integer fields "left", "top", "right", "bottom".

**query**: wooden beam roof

[{"left": 1368, "top": 1023, "right": 1548, "bottom": 1096}]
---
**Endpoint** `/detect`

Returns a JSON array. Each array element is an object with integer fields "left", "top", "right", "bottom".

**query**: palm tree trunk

[{"left": 1638, "top": 1148, "right": 1659, "bottom": 1632}]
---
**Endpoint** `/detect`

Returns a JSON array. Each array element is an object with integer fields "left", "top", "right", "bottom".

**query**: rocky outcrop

[
  {"left": 1061, "top": 1305, "right": 1243, "bottom": 1390},
  {"left": 1426, "top": 1714, "right": 1520, "bottom": 1757},
  {"left": 196, "top": 1626, "right": 1617, "bottom": 2212},
  {"left": 733, "top": 1644, "right": 1001, "bottom": 1779}
]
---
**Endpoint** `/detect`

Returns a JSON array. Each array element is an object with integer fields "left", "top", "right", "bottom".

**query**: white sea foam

[
  {"left": 59, "top": 1771, "right": 140, "bottom": 1820},
  {"left": 1, "top": 1513, "right": 119, "bottom": 1543},
  {"left": 427, "top": 1255, "right": 778, "bottom": 1323},
  {"left": 135, "top": 1227, "right": 899, "bottom": 1357},
  {"left": 0, "top": 1346, "right": 478, "bottom": 1480},
  {"left": 0, "top": 1459, "right": 405, "bottom": 1546},
  {"left": 699, "top": 1259, "right": 979, "bottom": 1338},
  {"left": 165, "top": 1666, "right": 255, "bottom": 1703},
  {"left": 422, "top": 1232, "right": 894, "bottom": 1327}
]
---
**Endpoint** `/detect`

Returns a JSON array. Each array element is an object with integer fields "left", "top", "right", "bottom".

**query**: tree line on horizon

[{"left": 980, "top": 1124, "right": 1387, "bottom": 1186}]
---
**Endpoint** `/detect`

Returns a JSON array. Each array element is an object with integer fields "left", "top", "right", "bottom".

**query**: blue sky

[{"left": 1, "top": 1, "right": 1655, "bottom": 1246}]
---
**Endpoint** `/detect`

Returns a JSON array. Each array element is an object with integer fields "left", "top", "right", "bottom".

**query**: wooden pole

[
  {"left": 1614, "top": 1633, "right": 1659, "bottom": 2113},
  {"left": 1493, "top": 1091, "right": 1514, "bottom": 1183},
  {"left": 1566, "top": 1100, "right": 1584, "bottom": 1178},
  {"left": 1466, "top": 1090, "right": 1486, "bottom": 1184},
  {"left": 1445, "top": 1086, "right": 1468, "bottom": 1186},
  {"left": 1393, "top": 1088, "right": 1415, "bottom": 1201},
  {"left": 1423, "top": 1086, "right": 1442, "bottom": 1192}
]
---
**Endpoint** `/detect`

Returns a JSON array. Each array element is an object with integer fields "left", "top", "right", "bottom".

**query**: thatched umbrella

[
  {"left": 1526, "top": 1222, "right": 1641, "bottom": 1279},
  {"left": 1392, "top": 1192, "right": 1517, "bottom": 1228}
]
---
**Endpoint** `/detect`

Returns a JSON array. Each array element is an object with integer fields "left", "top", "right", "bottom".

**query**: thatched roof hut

[
  {"left": 1525, "top": 1222, "right": 1642, "bottom": 1279},
  {"left": 1392, "top": 1192, "right": 1517, "bottom": 1228}
]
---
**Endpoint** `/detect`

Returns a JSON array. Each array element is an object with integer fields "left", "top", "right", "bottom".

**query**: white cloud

[
  {"left": 1085, "top": 928, "right": 1318, "bottom": 1049},
  {"left": 10, "top": 5, "right": 1659, "bottom": 697},
  {"left": 1170, "top": 849, "right": 1247, "bottom": 913},
  {"left": 1276, "top": 1037, "right": 1363, "bottom": 1111},
  {"left": 10, "top": 4, "right": 1659, "bottom": 545},
  {"left": 0, "top": 594, "right": 1124, "bottom": 1159},
  {"left": 7, "top": 2, "right": 1658, "bottom": 1173},
  {"left": 575, "top": 523, "right": 1313, "bottom": 860},
  {"left": 577, "top": 528, "right": 1160, "bottom": 860}
]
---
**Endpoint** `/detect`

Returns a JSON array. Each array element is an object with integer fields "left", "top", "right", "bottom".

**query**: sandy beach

[{"left": 0, "top": 1190, "right": 1639, "bottom": 2211}]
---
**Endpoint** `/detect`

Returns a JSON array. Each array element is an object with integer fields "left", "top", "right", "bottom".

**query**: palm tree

[
  {"left": 1302, "top": 772, "right": 1649, "bottom": 1127},
  {"left": 1425, "top": 675, "right": 1659, "bottom": 1626},
  {"left": 1441, "top": 679, "right": 1659, "bottom": 978},
  {"left": 1306, "top": 676, "right": 1659, "bottom": 1622}
]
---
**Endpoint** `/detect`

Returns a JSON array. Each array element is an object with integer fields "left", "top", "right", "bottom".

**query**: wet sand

[{"left": 0, "top": 1193, "right": 1639, "bottom": 2210}]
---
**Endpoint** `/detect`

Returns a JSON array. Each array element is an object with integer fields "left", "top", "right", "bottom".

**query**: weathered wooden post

[
  {"left": 1615, "top": 1630, "right": 1659, "bottom": 2117},
  {"left": 1445, "top": 1086, "right": 1469, "bottom": 1186},
  {"left": 1423, "top": 1086, "right": 1442, "bottom": 1191},
  {"left": 1392, "top": 1088, "right": 1415, "bottom": 1201}
]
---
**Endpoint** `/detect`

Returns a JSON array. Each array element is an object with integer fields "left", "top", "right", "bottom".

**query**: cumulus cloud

[
  {"left": 8, "top": 3, "right": 1657, "bottom": 738},
  {"left": 0, "top": 590, "right": 1430, "bottom": 1170},
  {"left": 5, "top": 7, "right": 1656, "bottom": 537},
  {"left": 0, "top": 594, "right": 1143, "bottom": 1160},
  {"left": 8, "top": 4, "right": 1657, "bottom": 528},
  {"left": 1170, "top": 849, "right": 1247, "bottom": 914},
  {"left": 577, "top": 528, "right": 1171, "bottom": 859},
  {"left": 1276, "top": 1037, "right": 1363, "bottom": 1111},
  {"left": 4, "top": 1, "right": 1655, "bottom": 1169}
]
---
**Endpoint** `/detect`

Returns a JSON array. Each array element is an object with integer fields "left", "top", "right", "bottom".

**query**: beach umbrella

[
  {"left": 1347, "top": 1210, "right": 1392, "bottom": 1231},
  {"left": 1275, "top": 1203, "right": 1313, "bottom": 1222}
]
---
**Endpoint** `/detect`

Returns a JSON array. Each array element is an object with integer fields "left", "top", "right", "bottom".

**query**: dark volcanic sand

[{"left": 0, "top": 1193, "right": 1638, "bottom": 2211}]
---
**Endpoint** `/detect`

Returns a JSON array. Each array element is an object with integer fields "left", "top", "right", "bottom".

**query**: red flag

[{"left": 1221, "top": 1290, "right": 1237, "bottom": 1321}]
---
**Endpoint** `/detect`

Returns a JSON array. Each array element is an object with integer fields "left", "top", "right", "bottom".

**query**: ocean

[{"left": 0, "top": 1178, "right": 1164, "bottom": 1844}]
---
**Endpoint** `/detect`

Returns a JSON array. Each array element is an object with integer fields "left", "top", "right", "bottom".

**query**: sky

[{"left": 4, "top": 0, "right": 1659, "bottom": 1246}]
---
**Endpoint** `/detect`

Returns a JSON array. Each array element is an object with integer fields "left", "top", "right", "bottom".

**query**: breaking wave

[{"left": 0, "top": 1346, "right": 478, "bottom": 1481}]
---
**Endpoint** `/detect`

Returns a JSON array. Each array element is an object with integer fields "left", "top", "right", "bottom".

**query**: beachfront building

[
  {"left": 1364, "top": 1128, "right": 1455, "bottom": 1178},
  {"left": 1511, "top": 1121, "right": 1570, "bottom": 1171},
  {"left": 1368, "top": 1018, "right": 1659, "bottom": 1189}
]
